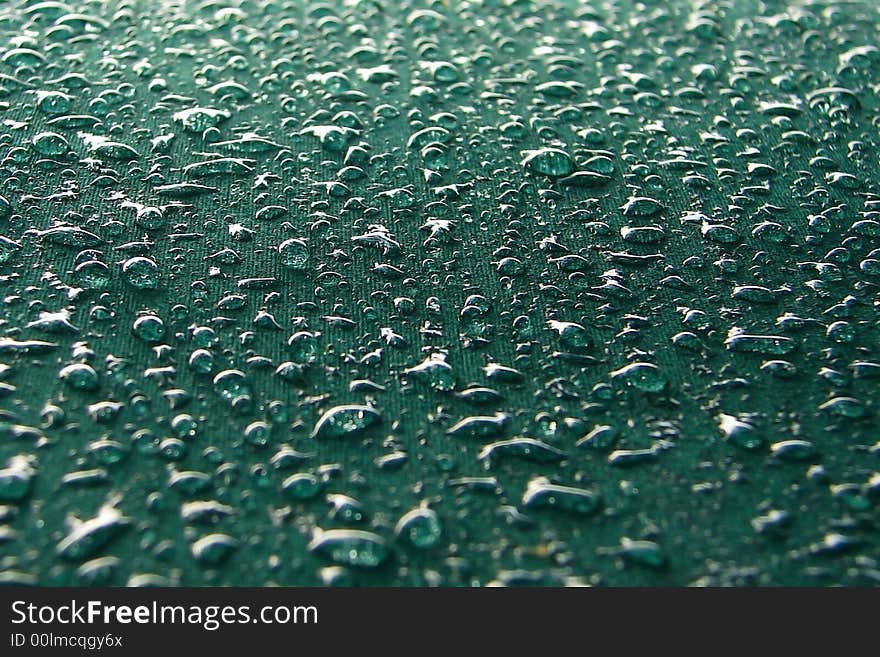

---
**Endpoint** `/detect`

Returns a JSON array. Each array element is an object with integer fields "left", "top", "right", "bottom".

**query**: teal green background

[{"left": 0, "top": 0, "right": 878, "bottom": 586}]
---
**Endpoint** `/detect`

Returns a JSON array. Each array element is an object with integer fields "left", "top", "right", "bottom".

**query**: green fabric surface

[{"left": 0, "top": 0, "right": 878, "bottom": 586}]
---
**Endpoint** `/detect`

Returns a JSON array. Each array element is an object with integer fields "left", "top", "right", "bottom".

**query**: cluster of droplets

[{"left": 0, "top": 0, "right": 878, "bottom": 586}]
